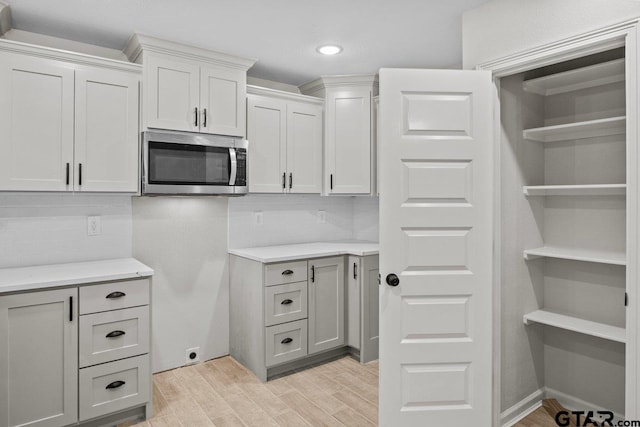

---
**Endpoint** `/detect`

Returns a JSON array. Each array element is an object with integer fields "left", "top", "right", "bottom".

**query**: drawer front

[
  {"left": 266, "top": 319, "right": 308, "bottom": 367},
  {"left": 265, "top": 282, "right": 307, "bottom": 326},
  {"left": 79, "top": 306, "right": 150, "bottom": 367},
  {"left": 265, "top": 261, "right": 307, "bottom": 286},
  {"left": 80, "top": 279, "right": 150, "bottom": 314},
  {"left": 79, "top": 354, "right": 150, "bottom": 421}
]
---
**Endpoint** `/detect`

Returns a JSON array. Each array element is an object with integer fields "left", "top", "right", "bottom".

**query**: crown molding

[
  {"left": 298, "top": 74, "right": 379, "bottom": 95},
  {"left": 247, "top": 85, "right": 323, "bottom": 105},
  {"left": 124, "top": 33, "right": 256, "bottom": 71},
  {"left": 0, "top": 38, "right": 141, "bottom": 73}
]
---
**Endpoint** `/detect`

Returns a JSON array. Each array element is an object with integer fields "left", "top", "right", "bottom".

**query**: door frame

[{"left": 475, "top": 19, "right": 640, "bottom": 424}]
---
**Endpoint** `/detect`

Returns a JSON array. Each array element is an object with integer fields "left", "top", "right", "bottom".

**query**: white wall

[
  {"left": 132, "top": 197, "right": 229, "bottom": 373},
  {"left": 0, "top": 194, "right": 132, "bottom": 268},
  {"left": 228, "top": 194, "right": 379, "bottom": 249},
  {"left": 462, "top": 0, "right": 640, "bottom": 68}
]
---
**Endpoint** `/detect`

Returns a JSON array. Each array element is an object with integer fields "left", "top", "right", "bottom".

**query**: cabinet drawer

[
  {"left": 265, "top": 261, "right": 307, "bottom": 286},
  {"left": 79, "top": 306, "right": 149, "bottom": 367},
  {"left": 265, "top": 282, "right": 307, "bottom": 326},
  {"left": 266, "top": 319, "right": 307, "bottom": 367},
  {"left": 79, "top": 354, "right": 150, "bottom": 421},
  {"left": 80, "top": 279, "right": 149, "bottom": 314}
]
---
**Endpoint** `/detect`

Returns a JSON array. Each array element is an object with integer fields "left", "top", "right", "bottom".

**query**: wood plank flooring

[{"left": 127, "top": 355, "right": 379, "bottom": 427}]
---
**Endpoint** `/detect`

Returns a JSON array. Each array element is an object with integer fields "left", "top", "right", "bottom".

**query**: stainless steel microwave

[{"left": 141, "top": 130, "right": 247, "bottom": 196}]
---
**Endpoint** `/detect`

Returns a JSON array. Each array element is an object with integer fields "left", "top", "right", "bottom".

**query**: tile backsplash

[
  {"left": 0, "top": 194, "right": 132, "bottom": 268},
  {"left": 228, "top": 194, "right": 379, "bottom": 249}
]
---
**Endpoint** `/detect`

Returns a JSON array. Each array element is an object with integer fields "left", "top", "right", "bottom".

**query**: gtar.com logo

[{"left": 555, "top": 410, "right": 614, "bottom": 426}]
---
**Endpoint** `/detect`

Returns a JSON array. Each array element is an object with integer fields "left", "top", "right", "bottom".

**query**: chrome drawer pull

[
  {"left": 105, "top": 330, "right": 126, "bottom": 338},
  {"left": 106, "top": 291, "right": 126, "bottom": 299},
  {"left": 106, "top": 380, "right": 125, "bottom": 390},
  {"left": 281, "top": 299, "right": 293, "bottom": 305},
  {"left": 281, "top": 337, "right": 293, "bottom": 344}
]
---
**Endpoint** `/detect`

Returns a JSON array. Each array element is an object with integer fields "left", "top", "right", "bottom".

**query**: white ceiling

[{"left": 4, "top": 0, "right": 490, "bottom": 86}]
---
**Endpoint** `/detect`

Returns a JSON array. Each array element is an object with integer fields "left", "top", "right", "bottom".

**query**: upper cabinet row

[
  {"left": 0, "top": 44, "right": 140, "bottom": 192},
  {"left": 125, "top": 34, "right": 256, "bottom": 138},
  {"left": 248, "top": 75, "right": 378, "bottom": 195}
]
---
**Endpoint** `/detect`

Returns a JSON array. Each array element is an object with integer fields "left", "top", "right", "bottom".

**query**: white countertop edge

[
  {"left": 0, "top": 258, "right": 154, "bottom": 294},
  {"left": 228, "top": 241, "right": 380, "bottom": 263}
]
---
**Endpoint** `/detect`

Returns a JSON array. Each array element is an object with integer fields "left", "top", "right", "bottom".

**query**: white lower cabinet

[
  {"left": 230, "top": 252, "right": 377, "bottom": 381},
  {"left": 347, "top": 255, "right": 379, "bottom": 363},
  {"left": 308, "top": 257, "right": 344, "bottom": 354},
  {"left": 0, "top": 288, "right": 78, "bottom": 427},
  {"left": 0, "top": 276, "right": 151, "bottom": 427}
]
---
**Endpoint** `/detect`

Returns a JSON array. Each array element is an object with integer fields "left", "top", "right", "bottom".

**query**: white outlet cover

[
  {"left": 87, "top": 216, "right": 101, "bottom": 236},
  {"left": 254, "top": 211, "right": 263, "bottom": 225},
  {"left": 185, "top": 347, "right": 200, "bottom": 365},
  {"left": 318, "top": 210, "right": 326, "bottom": 223}
]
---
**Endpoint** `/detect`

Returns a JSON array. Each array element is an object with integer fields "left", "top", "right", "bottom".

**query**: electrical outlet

[
  {"left": 87, "top": 216, "right": 101, "bottom": 236},
  {"left": 254, "top": 211, "right": 263, "bottom": 225},
  {"left": 318, "top": 210, "right": 326, "bottom": 223},
  {"left": 185, "top": 347, "right": 200, "bottom": 365}
]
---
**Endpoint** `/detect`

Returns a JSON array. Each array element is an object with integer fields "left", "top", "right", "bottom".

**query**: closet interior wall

[{"left": 499, "top": 49, "right": 627, "bottom": 417}]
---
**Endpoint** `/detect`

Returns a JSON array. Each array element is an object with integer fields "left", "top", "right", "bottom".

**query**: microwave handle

[{"left": 229, "top": 148, "right": 237, "bottom": 186}]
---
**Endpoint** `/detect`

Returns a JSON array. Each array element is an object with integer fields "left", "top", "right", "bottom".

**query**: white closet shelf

[
  {"left": 523, "top": 247, "right": 626, "bottom": 265},
  {"left": 523, "top": 184, "right": 627, "bottom": 196},
  {"left": 523, "top": 116, "right": 626, "bottom": 142},
  {"left": 523, "top": 58, "right": 625, "bottom": 96},
  {"left": 523, "top": 310, "right": 626, "bottom": 343}
]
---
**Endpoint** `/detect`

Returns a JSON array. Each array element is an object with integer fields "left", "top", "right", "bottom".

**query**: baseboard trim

[
  {"left": 500, "top": 388, "right": 545, "bottom": 427},
  {"left": 545, "top": 387, "right": 624, "bottom": 422}
]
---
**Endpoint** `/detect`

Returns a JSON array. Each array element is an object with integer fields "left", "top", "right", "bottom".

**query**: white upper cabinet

[
  {"left": 300, "top": 75, "right": 378, "bottom": 195},
  {"left": 145, "top": 54, "right": 199, "bottom": 132},
  {"left": 247, "top": 86, "right": 323, "bottom": 194},
  {"left": 0, "top": 42, "right": 141, "bottom": 193},
  {"left": 75, "top": 68, "right": 140, "bottom": 192},
  {"left": 126, "top": 34, "right": 255, "bottom": 138},
  {"left": 0, "top": 53, "right": 75, "bottom": 191}
]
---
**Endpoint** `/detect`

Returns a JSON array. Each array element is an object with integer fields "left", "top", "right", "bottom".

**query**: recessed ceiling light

[{"left": 317, "top": 45, "right": 343, "bottom": 55}]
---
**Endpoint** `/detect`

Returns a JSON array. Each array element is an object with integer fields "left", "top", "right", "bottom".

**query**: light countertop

[
  {"left": 0, "top": 258, "right": 154, "bottom": 294},
  {"left": 229, "top": 241, "right": 379, "bottom": 263}
]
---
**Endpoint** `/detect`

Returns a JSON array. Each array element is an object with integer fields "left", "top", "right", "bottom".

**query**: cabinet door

[
  {"left": 347, "top": 256, "right": 361, "bottom": 350},
  {"left": 0, "top": 53, "right": 74, "bottom": 191},
  {"left": 200, "top": 66, "right": 246, "bottom": 137},
  {"left": 75, "top": 68, "right": 140, "bottom": 192},
  {"left": 0, "top": 288, "right": 78, "bottom": 427},
  {"left": 287, "top": 101, "right": 322, "bottom": 194},
  {"left": 360, "top": 255, "right": 379, "bottom": 363},
  {"left": 247, "top": 95, "right": 287, "bottom": 193},
  {"left": 308, "top": 256, "right": 345, "bottom": 354},
  {"left": 325, "top": 88, "right": 371, "bottom": 194},
  {"left": 144, "top": 54, "right": 199, "bottom": 132}
]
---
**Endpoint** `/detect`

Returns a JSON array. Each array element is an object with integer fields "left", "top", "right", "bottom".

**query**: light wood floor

[
  {"left": 514, "top": 407, "right": 559, "bottom": 427},
  {"left": 127, "top": 355, "right": 379, "bottom": 427}
]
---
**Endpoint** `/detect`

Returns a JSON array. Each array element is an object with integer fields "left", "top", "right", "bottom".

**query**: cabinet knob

[
  {"left": 386, "top": 273, "right": 400, "bottom": 287},
  {"left": 281, "top": 337, "right": 293, "bottom": 344},
  {"left": 281, "top": 299, "right": 293, "bottom": 305},
  {"left": 281, "top": 270, "right": 294, "bottom": 276}
]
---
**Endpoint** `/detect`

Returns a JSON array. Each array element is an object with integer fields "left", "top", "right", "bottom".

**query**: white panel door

[
  {"left": 0, "top": 288, "right": 78, "bottom": 427},
  {"left": 379, "top": 69, "right": 493, "bottom": 426},
  {"left": 145, "top": 54, "right": 199, "bottom": 132},
  {"left": 308, "top": 256, "right": 345, "bottom": 354},
  {"left": 287, "top": 101, "right": 322, "bottom": 194},
  {"left": 247, "top": 95, "right": 287, "bottom": 193},
  {"left": 0, "top": 53, "right": 74, "bottom": 191},
  {"left": 75, "top": 68, "right": 140, "bottom": 192},
  {"left": 200, "top": 66, "right": 246, "bottom": 137},
  {"left": 326, "top": 88, "right": 371, "bottom": 194}
]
